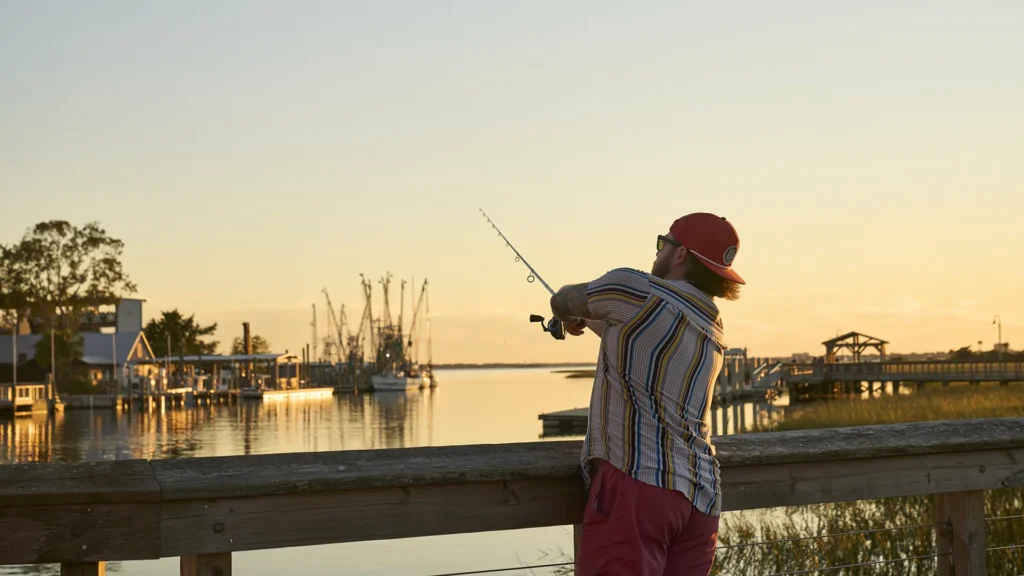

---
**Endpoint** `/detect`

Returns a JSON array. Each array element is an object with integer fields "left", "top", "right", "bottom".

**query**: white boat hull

[
  {"left": 371, "top": 374, "right": 423, "bottom": 391},
  {"left": 240, "top": 387, "right": 334, "bottom": 400}
]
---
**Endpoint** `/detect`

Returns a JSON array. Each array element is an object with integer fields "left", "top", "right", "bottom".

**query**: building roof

[
  {"left": 143, "top": 353, "right": 300, "bottom": 363},
  {"left": 0, "top": 331, "right": 153, "bottom": 365},
  {"left": 822, "top": 331, "right": 889, "bottom": 346}
]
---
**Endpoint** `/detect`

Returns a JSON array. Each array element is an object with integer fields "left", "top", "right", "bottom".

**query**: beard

[{"left": 651, "top": 255, "right": 670, "bottom": 279}]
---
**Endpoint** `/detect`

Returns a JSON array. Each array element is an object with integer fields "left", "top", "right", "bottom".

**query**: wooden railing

[
  {"left": 1, "top": 418, "right": 1022, "bottom": 575},
  {"left": 783, "top": 360, "right": 1024, "bottom": 384}
]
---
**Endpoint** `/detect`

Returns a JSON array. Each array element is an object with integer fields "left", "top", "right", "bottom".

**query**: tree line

[{"left": 1, "top": 220, "right": 270, "bottom": 386}]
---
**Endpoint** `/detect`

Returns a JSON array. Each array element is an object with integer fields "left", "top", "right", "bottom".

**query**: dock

[
  {"left": 539, "top": 407, "right": 588, "bottom": 436},
  {"left": 240, "top": 387, "right": 334, "bottom": 400},
  {"left": 0, "top": 383, "right": 58, "bottom": 417},
  {"left": 59, "top": 389, "right": 241, "bottom": 411}
]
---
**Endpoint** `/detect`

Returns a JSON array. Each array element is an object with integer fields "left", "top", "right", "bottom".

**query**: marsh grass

[
  {"left": 757, "top": 382, "right": 1024, "bottom": 433},
  {"left": 715, "top": 383, "right": 1024, "bottom": 575}
]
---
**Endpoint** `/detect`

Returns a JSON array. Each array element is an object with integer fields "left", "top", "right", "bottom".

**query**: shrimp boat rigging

[{"left": 368, "top": 275, "right": 437, "bottom": 392}]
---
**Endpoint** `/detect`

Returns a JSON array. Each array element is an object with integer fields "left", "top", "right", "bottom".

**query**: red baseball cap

[{"left": 669, "top": 213, "right": 745, "bottom": 285}]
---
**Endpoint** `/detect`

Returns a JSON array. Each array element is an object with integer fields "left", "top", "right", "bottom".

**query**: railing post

[
  {"left": 60, "top": 563, "right": 105, "bottom": 576},
  {"left": 574, "top": 523, "right": 583, "bottom": 557},
  {"left": 181, "top": 554, "right": 232, "bottom": 576},
  {"left": 935, "top": 491, "right": 987, "bottom": 576}
]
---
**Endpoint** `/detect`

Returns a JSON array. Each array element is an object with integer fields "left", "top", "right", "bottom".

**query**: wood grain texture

[
  {"left": 721, "top": 447, "right": 1024, "bottom": 511},
  {"left": 159, "top": 478, "right": 587, "bottom": 556},
  {"left": 713, "top": 417, "right": 1024, "bottom": 467},
  {"left": 154, "top": 447, "right": 1024, "bottom": 555},
  {"left": 936, "top": 493, "right": 953, "bottom": 576},
  {"left": 0, "top": 503, "right": 160, "bottom": 565},
  {"left": 180, "top": 553, "right": 232, "bottom": 576},
  {"left": 0, "top": 460, "right": 160, "bottom": 507},
  {"left": 151, "top": 441, "right": 584, "bottom": 501},
  {"left": 935, "top": 491, "right": 987, "bottom": 576},
  {"left": 60, "top": 562, "right": 105, "bottom": 576}
]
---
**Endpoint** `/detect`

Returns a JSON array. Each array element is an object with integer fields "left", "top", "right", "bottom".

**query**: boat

[
  {"left": 370, "top": 369, "right": 424, "bottom": 392},
  {"left": 322, "top": 273, "right": 437, "bottom": 394},
  {"left": 240, "top": 386, "right": 334, "bottom": 400}
]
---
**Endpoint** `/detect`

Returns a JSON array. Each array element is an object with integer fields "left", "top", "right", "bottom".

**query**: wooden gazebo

[{"left": 823, "top": 332, "right": 888, "bottom": 363}]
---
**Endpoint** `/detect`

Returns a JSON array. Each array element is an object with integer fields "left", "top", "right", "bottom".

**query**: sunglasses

[{"left": 657, "top": 235, "right": 682, "bottom": 252}]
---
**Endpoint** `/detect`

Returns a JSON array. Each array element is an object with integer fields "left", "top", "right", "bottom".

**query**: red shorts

[{"left": 576, "top": 460, "right": 719, "bottom": 576}]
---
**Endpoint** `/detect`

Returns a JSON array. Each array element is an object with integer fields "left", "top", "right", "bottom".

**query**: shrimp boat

[
  {"left": 365, "top": 275, "right": 437, "bottom": 393},
  {"left": 371, "top": 367, "right": 426, "bottom": 392}
]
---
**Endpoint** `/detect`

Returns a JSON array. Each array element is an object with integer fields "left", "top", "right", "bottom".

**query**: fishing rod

[{"left": 479, "top": 209, "right": 566, "bottom": 340}]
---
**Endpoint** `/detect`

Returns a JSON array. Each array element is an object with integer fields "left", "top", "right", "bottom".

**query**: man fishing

[{"left": 549, "top": 212, "right": 744, "bottom": 576}]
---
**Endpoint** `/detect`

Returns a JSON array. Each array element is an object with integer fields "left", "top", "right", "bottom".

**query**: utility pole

[
  {"left": 11, "top": 314, "right": 16, "bottom": 388},
  {"left": 311, "top": 303, "right": 318, "bottom": 363},
  {"left": 112, "top": 333, "right": 117, "bottom": 394},
  {"left": 993, "top": 315, "right": 1003, "bottom": 361},
  {"left": 166, "top": 333, "right": 172, "bottom": 389}
]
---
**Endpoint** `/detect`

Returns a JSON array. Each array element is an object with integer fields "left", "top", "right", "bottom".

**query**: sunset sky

[{"left": 3, "top": 2, "right": 1022, "bottom": 363}]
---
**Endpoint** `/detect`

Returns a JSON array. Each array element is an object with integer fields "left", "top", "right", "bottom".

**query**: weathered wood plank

[
  {"left": 157, "top": 448, "right": 1023, "bottom": 555},
  {"left": 59, "top": 562, "right": 105, "bottom": 576},
  {"left": 935, "top": 491, "right": 987, "bottom": 576},
  {"left": 0, "top": 460, "right": 160, "bottom": 507},
  {"left": 573, "top": 524, "right": 582, "bottom": 557},
  {"left": 160, "top": 478, "right": 587, "bottom": 556},
  {"left": 180, "top": 553, "right": 232, "bottom": 576},
  {"left": 935, "top": 493, "right": 952, "bottom": 576},
  {"left": 151, "top": 442, "right": 584, "bottom": 501},
  {"left": 149, "top": 418, "right": 1024, "bottom": 503},
  {"left": 722, "top": 447, "right": 1024, "bottom": 511},
  {"left": 0, "top": 503, "right": 161, "bottom": 564},
  {"left": 713, "top": 417, "right": 1024, "bottom": 467}
]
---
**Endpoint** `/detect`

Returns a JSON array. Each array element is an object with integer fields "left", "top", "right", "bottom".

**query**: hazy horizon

[{"left": 3, "top": 1, "right": 1022, "bottom": 363}]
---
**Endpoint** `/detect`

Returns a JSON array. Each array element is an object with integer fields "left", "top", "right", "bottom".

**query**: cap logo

[{"left": 722, "top": 246, "right": 737, "bottom": 267}]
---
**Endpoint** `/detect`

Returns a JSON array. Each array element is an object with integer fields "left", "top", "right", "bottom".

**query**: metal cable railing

[
  {"left": 716, "top": 521, "right": 946, "bottom": 551},
  {"left": 716, "top": 520, "right": 946, "bottom": 576},
  {"left": 421, "top": 512, "right": 1023, "bottom": 576},
  {"left": 427, "top": 562, "right": 573, "bottom": 576},
  {"left": 764, "top": 552, "right": 950, "bottom": 576},
  {"left": 987, "top": 510, "right": 1024, "bottom": 573},
  {"left": 989, "top": 514, "right": 1024, "bottom": 522}
]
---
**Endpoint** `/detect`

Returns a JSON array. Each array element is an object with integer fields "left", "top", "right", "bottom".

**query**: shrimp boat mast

[{"left": 369, "top": 274, "right": 437, "bottom": 392}]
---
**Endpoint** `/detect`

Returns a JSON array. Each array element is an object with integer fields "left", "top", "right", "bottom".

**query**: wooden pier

[
  {"left": 539, "top": 407, "right": 589, "bottom": 436},
  {"left": 783, "top": 360, "right": 1024, "bottom": 400},
  {"left": 59, "top": 389, "right": 241, "bottom": 411},
  {"left": 0, "top": 417, "right": 1019, "bottom": 575},
  {"left": 0, "top": 383, "right": 57, "bottom": 416}
]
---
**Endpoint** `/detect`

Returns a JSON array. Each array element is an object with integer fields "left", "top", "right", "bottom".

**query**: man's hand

[
  {"left": 563, "top": 317, "right": 587, "bottom": 336},
  {"left": 551, "top": 283, "right": 597, "bottom": 337}
]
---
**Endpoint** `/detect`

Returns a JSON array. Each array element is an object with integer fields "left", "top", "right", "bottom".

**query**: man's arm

[
  {"left": 550, "top": 283, "right": 601, "bottom": 322},
  {"left": 585, "top": 319, "right": 606, "bottom": 337}
]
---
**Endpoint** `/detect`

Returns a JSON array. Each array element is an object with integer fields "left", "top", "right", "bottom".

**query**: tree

[
  {"left": 0, "top": 221, "right": 136, "bottom": 331},
  {"left": 144, "top": 309, "right": 219, "bottom": 358},
  {"left": 1, "top": 221, "right": 135, "bottom": 384},
  {"left": 949, "top": 346, "right": 975, "bottom": 361},
  {"left": 230, "top": 335, "right": 271, "bottom": 355},
  {"left": 33, "top": 330, "right": 84, "bottom": 382}
]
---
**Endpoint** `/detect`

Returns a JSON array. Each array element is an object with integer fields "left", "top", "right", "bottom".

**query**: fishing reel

[{"left": 530, "top": 314, "right": 566, "bottom": 340}]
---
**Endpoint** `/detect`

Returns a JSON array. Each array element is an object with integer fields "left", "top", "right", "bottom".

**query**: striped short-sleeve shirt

[{"left": 582, "top": 267, "right": 727, "bottom": 516}]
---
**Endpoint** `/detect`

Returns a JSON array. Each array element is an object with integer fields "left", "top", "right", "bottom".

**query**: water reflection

[
  {"left": 709, "top": 397, "right": 787, "bottom": 437},
  {"left": 1, "top": 372, "right": 794, "bottom": 466},
  {"left": 0, "top": 388, "right": 443, "bottom": 464}
]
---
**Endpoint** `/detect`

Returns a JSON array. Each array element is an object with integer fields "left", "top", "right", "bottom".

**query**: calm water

[{"left": 0, "top": 367, "right": 779, "bottom": 576}]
